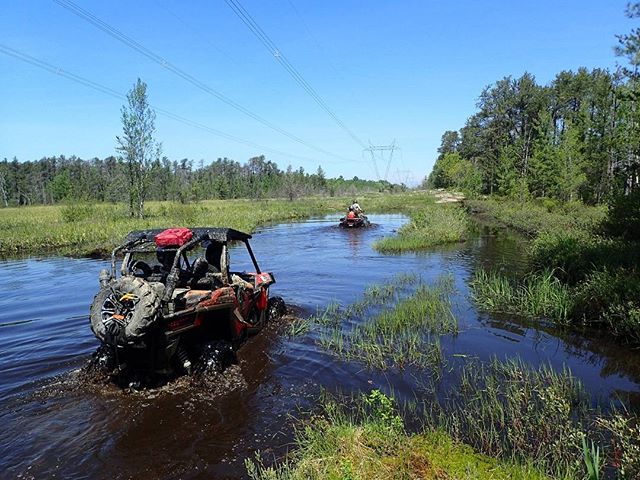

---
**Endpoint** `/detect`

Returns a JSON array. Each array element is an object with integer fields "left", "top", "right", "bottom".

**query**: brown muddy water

[{"left": 1, "top": 214, "right": 639, "bottom": 479}]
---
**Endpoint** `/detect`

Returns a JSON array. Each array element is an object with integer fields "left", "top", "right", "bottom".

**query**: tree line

[
  {"left": 0, "top": 153, "right": 399, "bottom": 208},
  {"left": 426, "top": 5, "right": 640, "bottom": 205}
]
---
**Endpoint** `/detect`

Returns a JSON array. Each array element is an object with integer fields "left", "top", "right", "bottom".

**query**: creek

[{"left": 1, "top": 214, "right": 639, "bottom": 479}]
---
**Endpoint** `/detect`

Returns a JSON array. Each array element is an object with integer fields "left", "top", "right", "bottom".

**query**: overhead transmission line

[
  {"left": 52, "top": 0, "right": 357, "bottom": 164},
  {"left": 364, "top": 140, "right": 399, "bottom": 181},
  {"left": 224, "top": 0, "right": 367, "bottom": 149},
  {"left": 0, "top": 44, "right": 325, "bottom": 165}
]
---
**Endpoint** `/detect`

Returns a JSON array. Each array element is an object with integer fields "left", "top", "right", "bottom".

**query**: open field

[{"left": 0, "top": 192, "right": 438, "bottom": 257}]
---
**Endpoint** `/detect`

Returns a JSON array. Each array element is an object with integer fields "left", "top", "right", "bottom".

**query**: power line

[
  {"left": 0, "top": 44, "right": 326, "bottom": 165},
  {"left": 224, "top": 0, "right": 367, "bottom": 149},
  {"left": 53, "top": 0, "right": 358, "bottom": 163}
]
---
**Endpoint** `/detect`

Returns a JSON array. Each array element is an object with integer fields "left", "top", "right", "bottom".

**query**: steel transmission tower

[{"left": 363, "top": 140, "right": 399, "bottom": 181}]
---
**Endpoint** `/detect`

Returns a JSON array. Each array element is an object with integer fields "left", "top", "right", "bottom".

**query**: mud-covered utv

[{"left": 89, "top": 227, "right": 285, "bottom": 378}]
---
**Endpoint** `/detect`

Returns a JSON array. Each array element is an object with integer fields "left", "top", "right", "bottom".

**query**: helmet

[{"left": 156, "top": 248, "right": 177, "bottom": 270}]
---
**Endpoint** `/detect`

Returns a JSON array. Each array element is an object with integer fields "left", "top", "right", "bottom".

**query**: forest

[
  {"left": 0, "top": 154, "right": 400, "bottom": 207},
  {"left": 427, "top": 6, "right": 640, "bottom": 210}
]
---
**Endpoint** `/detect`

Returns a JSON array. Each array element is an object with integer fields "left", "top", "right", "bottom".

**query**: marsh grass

[
  {"left": 0, "top": 192, "right": 433, "bottom": 256},
  {"left": 465, "top": 197, "right": 606, "bottom": 237},
  {"left": 419, "top": 357, "right": 640, "bottom": 479},
  {"left": 468, "top": 196, "right": 640, "bottom": 345},
  {"left": 425, "top": 357, "right": 589, "bottom": 473},
  {"left": 245, "top": 389, "right": 552, "bottom": 480},
  {"left": 373, "top": 200, "right": 469, "bottom": 253},
  {"left": 471, "top": 268, "right": 572, "bottom": 322},
  {"left": 315, "top": 274, "right": 457, "bottom": 371}
]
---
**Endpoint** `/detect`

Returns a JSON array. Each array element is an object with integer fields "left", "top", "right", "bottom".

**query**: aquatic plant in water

[{"left": 315, "top": 273, "right": 457, "bottom": 372}]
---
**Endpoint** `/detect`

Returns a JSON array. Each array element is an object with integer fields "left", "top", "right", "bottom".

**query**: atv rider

[{"left": 350, "top": 200, "right": 363, "bottom": 218}]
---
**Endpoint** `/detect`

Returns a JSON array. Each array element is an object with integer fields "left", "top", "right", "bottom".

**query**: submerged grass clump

[
  {"left": 246, "top": 389, "right": 552, "bottom": 480},
  {"left": 374, "top": 200, "right": 468, "bottom": 253},
  {"left": 316, "top": 274, "right": 457, "bottom": 371},
  {"left": 471, "top": 268, "right": 572, "bottom": 322}
]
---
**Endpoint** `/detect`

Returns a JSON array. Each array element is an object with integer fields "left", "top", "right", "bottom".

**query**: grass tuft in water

[
  {"left": 471, "top": 268, "right": 572, "bottom": 322},
  {"left": 373, "top": 200, "right": 469, "bottom": 253},
  {"left": 317, "top": 274, "right": 457, "bottom": 371}
]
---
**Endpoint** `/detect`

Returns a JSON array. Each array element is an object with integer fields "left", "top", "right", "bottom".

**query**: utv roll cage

[{"left": 107, "top": 227, "right": 263, "bottom": 305}]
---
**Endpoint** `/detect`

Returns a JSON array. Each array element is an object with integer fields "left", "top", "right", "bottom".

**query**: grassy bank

[
  {"left": 373, "top": 198, "right": 468, "bottom": 253},
  {"left": 247, "top": 365, "right": 640, "bottom": 480},
  {"left": 0, "top": 192, "right": 433, "bottom": 257},
  {"left": 276, "top": 274, "right": 640, "bottom": 479},
  {"left": 467, "top": 196, "right": 640, "bottom": 345},
  {"left": 465, "top": 197, "right": 606, "bottom": 238},
  {"left": 246, "top": 390, "right": 552, "bottom": 480}
]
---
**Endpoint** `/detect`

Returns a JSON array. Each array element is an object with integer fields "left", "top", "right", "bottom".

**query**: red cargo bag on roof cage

[{"left": 155, "top": 228, "right": 193, "bottom": 248}]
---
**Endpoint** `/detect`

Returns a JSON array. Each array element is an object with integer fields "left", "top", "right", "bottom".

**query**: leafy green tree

[
  {"left": 116, "top": 78, "right": 161, "bottom": 218},
  {"left": 48, "top": 170, "right": 73, "bottom": 202}
]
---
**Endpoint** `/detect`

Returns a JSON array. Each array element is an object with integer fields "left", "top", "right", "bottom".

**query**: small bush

[
  {"left": 604, "top": 190, "right": 640, "bottom": 241},
  {"left": 60, "top": 201, "right": 97, "bottom": 223}
]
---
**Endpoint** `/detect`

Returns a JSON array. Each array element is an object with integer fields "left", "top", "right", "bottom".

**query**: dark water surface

[{"left": 1, "top": 214, "right": 639, "bottom": 479}]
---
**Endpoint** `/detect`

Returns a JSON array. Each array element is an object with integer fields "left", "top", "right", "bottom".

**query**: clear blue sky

[{"left": 0, "top": 0, "right": 632, "bottom": 184}]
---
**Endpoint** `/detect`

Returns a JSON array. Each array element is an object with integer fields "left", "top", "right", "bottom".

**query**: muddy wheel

[
  {"left": 193, "top": 341, "right": 237, "bottom": 376},
  {"left": 267, "top": 296, "right": 286, "bottom": 321}
]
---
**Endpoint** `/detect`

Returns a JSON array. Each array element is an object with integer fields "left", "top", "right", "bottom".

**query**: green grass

[
  {"left": 0, "top": 192, "right": 433, "bottom": 257},
  {"left": 315, "top": 275, "right": 457, "bottom": 371},
  {"left": 245, "top": 389, "right": 552, "bottom": 480},
  {"left": 422, "top": 357, "right": 640, "bottom": 479},
  {"left": 373, "top": 199, "right": 469, "bottom": 253},
  {"left": 465, "top": 197, "right": 606, "bottom": 238},
  {"left": 468, "top": 195, "right": 640, "bottom": 345},
  {"left": 424, "top": 357, "right": 589, "bottom": 477},
  {"left": 471, "top": 268, "right": 572, "bottom": 323}
]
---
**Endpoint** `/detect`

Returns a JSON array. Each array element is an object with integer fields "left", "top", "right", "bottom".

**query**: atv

[
  {"left": 339, "top": 214, "right": 371, "bottom": 228},
  {"left": 89, "top": 227, "right": 285, "bottom": 380}
]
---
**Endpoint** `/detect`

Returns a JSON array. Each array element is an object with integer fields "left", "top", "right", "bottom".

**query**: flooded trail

[{"left": 1, "top": 214, "right": 639, "bottom": 479}]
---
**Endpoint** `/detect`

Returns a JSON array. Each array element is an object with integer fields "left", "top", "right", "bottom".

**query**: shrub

[
  {"left": 604, "top": 190, "right": 640, "bottom": 241},
  {"left": 60, "top": 201, "right": 97, "bottom": 223}
]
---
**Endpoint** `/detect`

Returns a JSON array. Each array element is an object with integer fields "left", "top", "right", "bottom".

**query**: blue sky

[{"left": 0, "top": 0, "right": 632, "bottom": 183}]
